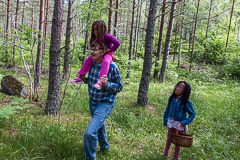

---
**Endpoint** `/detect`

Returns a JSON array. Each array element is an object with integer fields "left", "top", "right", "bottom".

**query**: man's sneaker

[
  {"left": 70, "top": 77, "right": 82, "bottom": 84},
  {"left": 99, "top": 147, "right": 109, "bottom": 153},
  {"left": 93, "top": 80, "right": 102, "bottom": 90}
]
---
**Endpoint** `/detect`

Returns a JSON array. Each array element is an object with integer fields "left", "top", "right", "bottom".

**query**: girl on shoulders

[{"left": 71, "top": 20, "right": 121, "bottom": 90}]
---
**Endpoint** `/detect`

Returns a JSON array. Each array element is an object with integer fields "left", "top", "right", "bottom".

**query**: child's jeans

[
  {"left": 79, "top": 52, "right": 114, "bottom": 78},
  {"left": 164, "top": 127, "right": 184, "bottom": 159}
]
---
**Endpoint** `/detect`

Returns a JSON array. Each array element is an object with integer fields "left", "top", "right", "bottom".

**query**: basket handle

[{"left": 176, "top": 123, "right": 186, "bottom": 135}]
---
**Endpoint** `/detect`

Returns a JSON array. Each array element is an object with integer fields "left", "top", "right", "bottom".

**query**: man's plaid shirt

[{"left": 87, "top": 61, "right": 123, "bottom": 103}]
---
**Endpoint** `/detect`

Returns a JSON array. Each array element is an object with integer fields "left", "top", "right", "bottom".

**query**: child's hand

[
  {"left": 180, "top": 122, "right": 184, "bottom": 126},
  {"left": 100, "top": 75, "right": 108, "bottom": 87}
]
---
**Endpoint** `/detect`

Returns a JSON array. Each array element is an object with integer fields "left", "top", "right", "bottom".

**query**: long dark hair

[
  {"left": 90, "top": 20, "right": 107, "bottom": 47},
  {"left": 168, "top": 81, "right": 191, "bottom": 110}
]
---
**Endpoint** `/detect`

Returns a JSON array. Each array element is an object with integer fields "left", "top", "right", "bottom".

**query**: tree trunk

[
  {"left": 21, "top": 0, "right": 25, "bottom": 25},
  {"left": 44, "top": 0, "right": 50, "bottom": 55},
  {"left": 82, "top": 0, "right": 93, "bottom": 64},
  {"left": 31, "top": 0, "right": 35, "bottom": 74},
  {"left": 237, "top": 20, "right": 240, "bottom": 47},
  {"left": 188, "top": 13, "right": 195, "bottom": 52},
  {"left": 205, "top": 0, "right": 212, "bottom": 40},
  {"left": 34, "top": 0, "right": 45, "bottom": 97},
  {"left": 114, "top": 0, "right": 119, "bottom": 36},
  {"left": 153, "top": 0, "right": 166, "bottom": 79},
  {"left": 225, "top": 0, "right": 235, "bottom": 52},
  {"left": 5, "top": 0, "right": 11, "bottom": 65},
  {"left": 62, "top": 0, "right": 73, "bottom": 82},
  {"left": 45, "top": 0, "right": 64, "bottom": 115},
  {"left": 189, "top": 0, "right": 200, "bottom": 72},
  {"left": 133, "top": 1, "right": 140, "bottom": 57},
  {"left": 159, "top": 0, "right": 177, "bottom": 82},
  {"left": 137, "top": 0, "right": 157, "bottom": 106},
  {"left": 178, "top": 0, "right": 185, "bottom": 68},
  {"left": 83, "top": 30, "right": 89, "bottom": 64},
  {"left": 173, "top": 24, "right": 178, "bottom": 62},
  {"left": 108, "top": 0, "right": 114, "bottom": 34},
  {"left": 126, "top": 0, "right": 135, "bottom": 78},
  {"left": 124, "top": 9, "right": 130, "bottom": 53},
  {"left": 135, "top": 0, "right": 143, "bottom": 59},
  {"left": 140, "top": 1, "right": 148, "bottom": 51},
  {"left": 204, "top": 0, "right": 212, "bottom": 60},
  {"left": 13, "top": 0, "right": 20, "bottom": 66}
]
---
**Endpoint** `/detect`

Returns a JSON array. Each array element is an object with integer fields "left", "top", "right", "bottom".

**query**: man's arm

[{"left": 101, "top": 64, "right": 123, "bottom": 93}]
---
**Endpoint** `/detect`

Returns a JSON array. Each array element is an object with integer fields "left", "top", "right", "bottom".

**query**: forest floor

[{"left": 0, "top": 58, "right": 240, "bottom": 159}]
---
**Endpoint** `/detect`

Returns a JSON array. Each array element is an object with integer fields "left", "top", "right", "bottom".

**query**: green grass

[{"left": 0, "top": 57, "right": 240, "bottom": 160}]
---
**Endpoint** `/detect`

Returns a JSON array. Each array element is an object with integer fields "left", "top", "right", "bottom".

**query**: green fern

[{"left": 0, "top": 97, "right": 31, "bottom": 120}]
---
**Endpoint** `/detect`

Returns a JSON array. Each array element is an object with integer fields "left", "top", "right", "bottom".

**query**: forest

[{"left": 0, "top": 0, "right": 239, "bottom": 159}]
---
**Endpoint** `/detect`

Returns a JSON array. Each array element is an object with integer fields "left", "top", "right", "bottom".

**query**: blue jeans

[{"left": 84, "top": 99, "right": 114, "bottom": 160}]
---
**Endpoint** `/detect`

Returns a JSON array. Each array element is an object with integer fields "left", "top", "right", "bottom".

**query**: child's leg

[
  {"left": 93, "top": 53, "right": 113, "bottom": 89},
  {"left": 173, "top": 130, "right": 184, "bottom": 159},
  {"left": 164, "top": 127, "right": 175, "bottom": 156},
  {"left": 99, "top": 52, "right": 113, "bottom": 78},
  {"left": 78, "top": 56, "right": 94, "bottom": 75}
]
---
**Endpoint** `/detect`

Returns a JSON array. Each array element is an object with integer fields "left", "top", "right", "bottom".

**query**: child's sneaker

[
  {"left": 93, "top": 80, "right": 102, "bottom": 90},
  {"left": 70, "top": 77, "right": 82, "bottom": 84}
]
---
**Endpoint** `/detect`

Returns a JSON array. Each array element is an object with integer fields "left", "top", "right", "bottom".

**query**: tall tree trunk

[
  {"left": 173, "top": 24, "right": 178, "bottom": 62},
  {"left": 178, "top": 0, "right": 185, "bottom": 68},
  {"left": 44, "top": 0, "right": 50, "bottom": 55},
  {"left": 45, "top": 0, "right": 64, "bottom": 115},
  {"left": 140, "top": 1, "right": 148, "bottom": 51},
  {"left": 204, "top": 0, "right": 213, "bottom": 60},
  {"left": 225, "top": 0, "right": 235, "bottom": 52},
  {"left": 124, "top": 9, "right": 130, "bottom": 53},
  {"left": 237, "top": 20, "right": 240, "bottom": 47},
  {"left": 137, "top": 0, "right": 157, "bottom": 106},
  {"left": 114, "top": 0, "right": 119, "bottom": 36},
  {"left": 21, "top": 0, "right": 25, "bottom": 25},
  {"left": 205, "top": 0, "right": 212, "bottom": 40},
  {"left": 83, "top": 30, "right": 89, "bottom": 64},
  {"left": 13, "top": 0, "right": 20, "bottom": 66},
  {"left": 126, "top": 0, "right": 135, "bottom": 78},
  {"left": 108, "top": 0, "right": 114, "bottom": 34},
  {"left": 133, "top": 1, "right": 140, "bottom": 57},
  {"left": 135, "top": 0, "right": 143, "bottom": 59},
  {"left": 31, "top": 0, "right": 35, "bottom": 73},
  {"left": 5, "top": 0, "right": 11, "bottom": 65},
  {"left": 62, "top": 0, "right": 73, "bottom": 82},
  {"left": 82, "top": 0, "right": 93, "bottom": 64},
  {"left": 34, "top": 0, "right": 45, "bottom": 98},
  {"left": 153, "top": 0, "right": 166, "bottom": 79},
  {"left": 189, "top": 0, "right": 200, "bottom": 72},
  {"left": 159, "top": 0, "right": 177, "bottom": 82},
  {"left": 188, "top": 13, "right": 195, "bottom": 53}
]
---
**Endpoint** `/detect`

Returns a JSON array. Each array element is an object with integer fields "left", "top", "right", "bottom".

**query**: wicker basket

[{"left": 170, "top": 123, "right": 193, "bottom": 148}]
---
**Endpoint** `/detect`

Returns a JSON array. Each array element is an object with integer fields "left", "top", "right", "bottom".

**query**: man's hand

[
  {"left": 99, "top": 75, "right": 108, "bottom": 87},
  {"left": 77, "top": 73, "right": 87, "bottom": 83}
]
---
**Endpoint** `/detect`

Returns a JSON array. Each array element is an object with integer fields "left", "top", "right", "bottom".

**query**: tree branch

[{"left": 2, "top": 40, "right": 32, "bottom": 51}]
